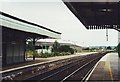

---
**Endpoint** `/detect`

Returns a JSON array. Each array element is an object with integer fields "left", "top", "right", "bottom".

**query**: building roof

[{"left": 0, "top": 11, "right": 61, "bottom": 38}]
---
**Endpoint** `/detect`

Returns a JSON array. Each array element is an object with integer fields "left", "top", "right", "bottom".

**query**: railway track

[{"left": 23, "top": 52, "right": 107, "bottom": 82}]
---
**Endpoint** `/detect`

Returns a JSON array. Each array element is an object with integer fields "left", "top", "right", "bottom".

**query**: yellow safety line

[
  {"left": 108, "top": 55, "right": 114, "bottom": 81},
  {"left": 105, "top": 54, "right": 114, "bottom": 81}
]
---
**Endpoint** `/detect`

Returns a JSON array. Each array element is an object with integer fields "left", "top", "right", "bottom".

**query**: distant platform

[
  {"left": 2, "top": 52, "right": 96, "bottom": 73},
  {"left": 87, "top": 52, "right": 120, "bottom": 81}
]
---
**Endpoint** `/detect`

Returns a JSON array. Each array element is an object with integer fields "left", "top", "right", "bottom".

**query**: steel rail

[
  {"left": 39, "top": 56, "right": 88, "bottom": 81},
  {"left": 60, "top": 56, "right": 101, "bottom": 82},
  {"left": 21, "top": 52, "right": 107, "bottom": 82},
  {"left": 39, "top": 54, "right": 103, "bottom": 81}
]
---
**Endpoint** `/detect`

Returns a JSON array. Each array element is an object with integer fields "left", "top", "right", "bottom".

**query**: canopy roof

[
  {"left": 0, "top": 11, "right": 61, "bottom": 39},
  {"left": 63, "top": 1, "right": 120, "bottom": 31}
]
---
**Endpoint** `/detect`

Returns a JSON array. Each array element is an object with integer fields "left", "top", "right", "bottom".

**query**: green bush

[
  {"left": 28, "top": 55, "right": 33, "bottom": 58},
  {"left": 25, "top": 50, "right": 34, "bottom": 58},
  {"left": 39, "top": 52, "right": 55, "bottom": 58},
  {"left": 59, "top": 52, "right": 66, "bottom": 56},
  {"left": 35, "top": 53, "right": 40, "bottom": 57},
  {"left": 59, "top": 52, "right": 64, "bottom": 56},
  {"left": 53, "top": 52, "right": 60, "bottom": 56},
  {"left": 69, "top": 48, "right": 74, "bottom": 54},
  {"left": 66, "top": 52, "right": 71, "bottom": 55}
]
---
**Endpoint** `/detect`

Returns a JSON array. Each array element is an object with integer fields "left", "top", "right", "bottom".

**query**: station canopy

[
  {"left": 0, "top": 11, "right": 61, "bottom": 39},
  {"left": 63, "top": 0, "right": 120, "bottom": 31}
]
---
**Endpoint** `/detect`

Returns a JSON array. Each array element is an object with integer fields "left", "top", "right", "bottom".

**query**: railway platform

[
  {"left": 2, "top": 52, "right": 95, "bottom": 71},
  {"left": 87, "top": 53, "right": 120, "bottom": 81}
]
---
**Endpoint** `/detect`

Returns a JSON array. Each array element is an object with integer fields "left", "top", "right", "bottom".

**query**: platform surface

[{"left": 87, "top": 52, "right": 120, "bottom": 81}]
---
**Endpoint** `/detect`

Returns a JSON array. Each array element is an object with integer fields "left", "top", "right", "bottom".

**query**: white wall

[{"left": 36, "top": 46, "right": 52, "bottom": 54}]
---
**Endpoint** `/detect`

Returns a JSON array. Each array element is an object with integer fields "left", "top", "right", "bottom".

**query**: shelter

[
  {"left": 63, "top": 0, "right": 120, "bottom": 32},
  {"left": 0, "top": 11, "right": 61, "bottom": 66}
]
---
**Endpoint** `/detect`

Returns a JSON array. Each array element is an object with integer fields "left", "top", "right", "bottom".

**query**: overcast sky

[{"left": 1, "top": 0, "right": 118, "bottom": 46}]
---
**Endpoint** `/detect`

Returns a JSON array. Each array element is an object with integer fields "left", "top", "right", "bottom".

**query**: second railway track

[{"left": 23, "top": 52, "right": 108, "bottom": 82}]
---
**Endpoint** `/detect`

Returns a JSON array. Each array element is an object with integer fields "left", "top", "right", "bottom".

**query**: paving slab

[{"left": 87, "top": 53, "right": 120, "bottom": 81}]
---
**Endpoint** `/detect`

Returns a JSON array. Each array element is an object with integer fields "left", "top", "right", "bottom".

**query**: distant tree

[
  {"left": 52, "top": 41, "right": 74, "bottom": 54},
  {"left": 83, "top": 47, "right": 90, "bottom": 50},
  {"left": 26, "top": 40, "right": 37, "bottom": 60},
  {"left": 69, "top": 48, "right": 74, "bottom": 54},
  {"left": 99, "top": 46, "right": 102, "bottom": 50},
  {"left": 107, "top": 46, "right": 112, "bottom": 50},
  {"left": 26, "top": 41, "right": 34, "bottom": 51},
  {"left": 52, "top": 40, "right": 60, "bottom": 52},
  {"left": 114, "top": 47, "right": 117, "bottom": 51},
  {"left": 59, "top": 45, "right": 70, "bottom": 52},
  {"left": 46, "top": 46, "right": 49, "bottom": 51},
  {"left": 59, "top": 45, "right": 74, "bottom": 54}
]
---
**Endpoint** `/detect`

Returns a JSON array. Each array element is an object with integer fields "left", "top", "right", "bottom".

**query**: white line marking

[
  {"left": 85, "top": 53, "right": 110, "bottom": 81},
  {"left": 81, "top": 65, "right": 94, "bottom": 82},
  {"left": 61, "top": 57, "right": 100, "bottom": 82}
]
